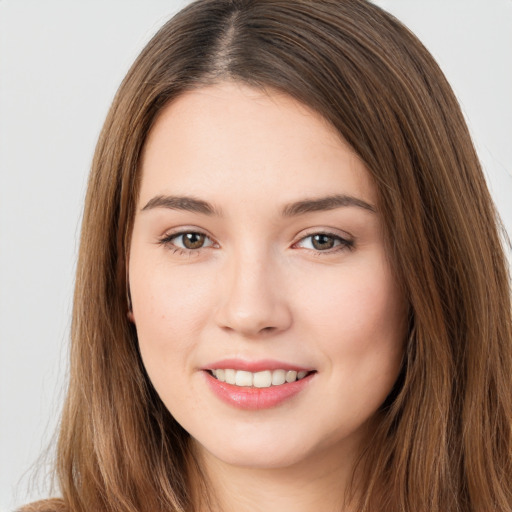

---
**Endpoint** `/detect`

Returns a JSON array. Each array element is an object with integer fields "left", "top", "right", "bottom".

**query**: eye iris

[
  {"left": 312, "top": 234, "right": 335, "bottom": 250},
  {"left": 183, "top": 233, "right": 205, "bottom": 249}
]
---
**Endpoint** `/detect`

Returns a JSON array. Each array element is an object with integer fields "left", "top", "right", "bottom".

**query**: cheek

[
  {"left": 128, "top": 257, "right": 226, "bottom": 405},
  {"left": 301, "top": 255, "right": 406, "bottom": 379},
  {"left": 129, "top": 263, "right": 207, "bottom": 406},
  {"left": 129, "top": 266, "right": 183, "bottom": 376},
  {"left": 130, "top": 258, "right": 213, "bottom": 337}
]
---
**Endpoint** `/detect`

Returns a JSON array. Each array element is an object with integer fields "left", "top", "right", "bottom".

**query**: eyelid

[
  {"left": 157, "top": 226, "right": 219, "bottom": 250},
  {"left": 156, "top": 226, "right": 353, "bottom": 254},
  {"left": 292, "top": 228, "right": 354, "bottom": 252}
]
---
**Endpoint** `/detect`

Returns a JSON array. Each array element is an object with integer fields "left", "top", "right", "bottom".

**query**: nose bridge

[{"left": 215, "top": 242, "right": 291, "bottom": 336}]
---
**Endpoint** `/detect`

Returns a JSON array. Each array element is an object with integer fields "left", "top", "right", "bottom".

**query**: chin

[{"left": 194, "top": 431, "right": 316, "bottom": 470}]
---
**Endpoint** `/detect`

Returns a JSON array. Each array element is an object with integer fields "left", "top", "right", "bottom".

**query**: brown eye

[
  {"left": 295, "top": 232, "right": 353, "bottom": 253},
  {"left": 182, "top": 232, "right": 206, "bottom": 249},
  {"left": 311, "top": 234, "right": 335, "bottom": 250},
  {"left": 161, "top": 231, "right": 215, "bottom": 251}
]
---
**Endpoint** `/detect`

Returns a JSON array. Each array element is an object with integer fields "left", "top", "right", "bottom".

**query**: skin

[{"left": 129, "top": 82, "right": 407, "bottom": 511}]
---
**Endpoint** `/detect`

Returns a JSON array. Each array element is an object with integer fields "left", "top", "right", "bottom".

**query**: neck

[{"left": 188, "top": 439, "right": 361, "bottom": 512}]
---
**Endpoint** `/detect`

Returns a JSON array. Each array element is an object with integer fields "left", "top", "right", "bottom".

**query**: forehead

[{"left": 138, "top": 82, "right": 376, "bottom": 208}]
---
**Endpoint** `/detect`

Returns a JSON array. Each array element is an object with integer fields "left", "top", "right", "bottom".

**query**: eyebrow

[
  {"left": 281, "top": 194, "right": 376, "bottom": 216},
  {"left": 141, "top": 193, "right": 376, "bottom": 216},
  {"left": 141, "top": 195, "right": 222, "bottom": 216}
]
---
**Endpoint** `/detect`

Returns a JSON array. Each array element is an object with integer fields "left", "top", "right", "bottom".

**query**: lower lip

[{"left": 204, "top": 371, "right": 314, "bottom": 410}]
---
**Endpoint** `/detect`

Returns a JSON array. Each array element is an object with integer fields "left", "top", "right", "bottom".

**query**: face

[{"left": 129, "top": 82, "right": 406, "bottom": 471}]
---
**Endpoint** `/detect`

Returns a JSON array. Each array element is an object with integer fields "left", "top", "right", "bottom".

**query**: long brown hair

[{"left": 23, "top": 0, "right": 512, "bottom": 511}]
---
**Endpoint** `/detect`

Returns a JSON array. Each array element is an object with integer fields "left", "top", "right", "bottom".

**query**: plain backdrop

[{"left": 1, "top": 1, "right": 511, "bottom": 510}]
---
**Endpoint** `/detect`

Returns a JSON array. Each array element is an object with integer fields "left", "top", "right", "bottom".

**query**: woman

[{"left": 22, "top": 0, "right": 512, "bottom": 511}]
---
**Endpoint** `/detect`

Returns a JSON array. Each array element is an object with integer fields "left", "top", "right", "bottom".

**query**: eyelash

[
  {"left": 157, "top": 230, "right": 354, "bottom": 256},
  {"left": 293, "top": 231, "right": 354, "bottom": 254},
  {"left": 157, "top": 231, "right": 217, "bottom": 256}
]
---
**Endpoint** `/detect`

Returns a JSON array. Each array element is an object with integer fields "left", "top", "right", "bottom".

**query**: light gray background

[{"left": 1, "top": 1, "right": 511, "bottom": 510}]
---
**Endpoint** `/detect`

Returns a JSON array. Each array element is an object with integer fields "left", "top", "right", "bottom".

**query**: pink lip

[
  {"left": 203, "top": 358, "right": 313, "bottom": 373},
  {"left": 202, "top": 359, "right": 316, "bottom": 410}
]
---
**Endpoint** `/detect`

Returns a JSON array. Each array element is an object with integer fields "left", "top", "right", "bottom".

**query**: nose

[{"left": 214, "top": 249, "right": 293, "bottom": 337}]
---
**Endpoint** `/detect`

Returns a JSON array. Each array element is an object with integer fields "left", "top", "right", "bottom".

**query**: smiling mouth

[{"left": 207, "top": 369, "right": 314, "bottom": 388}]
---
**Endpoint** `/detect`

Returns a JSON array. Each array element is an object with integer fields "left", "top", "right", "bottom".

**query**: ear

[{"left": 127, "top": 310, "right": 136, "bottom": 323}]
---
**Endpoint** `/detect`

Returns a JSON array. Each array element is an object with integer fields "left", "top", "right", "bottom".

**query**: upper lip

[{"left": 202, "top": 358, "right": 314, "bottom": 373}]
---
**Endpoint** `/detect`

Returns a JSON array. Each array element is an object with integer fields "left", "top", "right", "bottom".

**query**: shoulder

[{"left": 16, "top": 499, "right": 68, "bottom": 512}]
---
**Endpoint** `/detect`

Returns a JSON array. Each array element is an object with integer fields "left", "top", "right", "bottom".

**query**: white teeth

[
  {"left": 253, "top": 370, "right": 272, "bottom": 388},
  {"left": 210, "top": 368, "right": 310, "bottom": 387},
  {"left": 271, "top": 369, "right": 286, "bottom": 386},
  {"left": 285, "top": 370, "right": 297, "bottom": 383},
  {"left": 224, "top": 369, "right": 236, "bottom": 385},
  {"left": 235, "top": 370, "right": 253, "bottom": 387}
]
